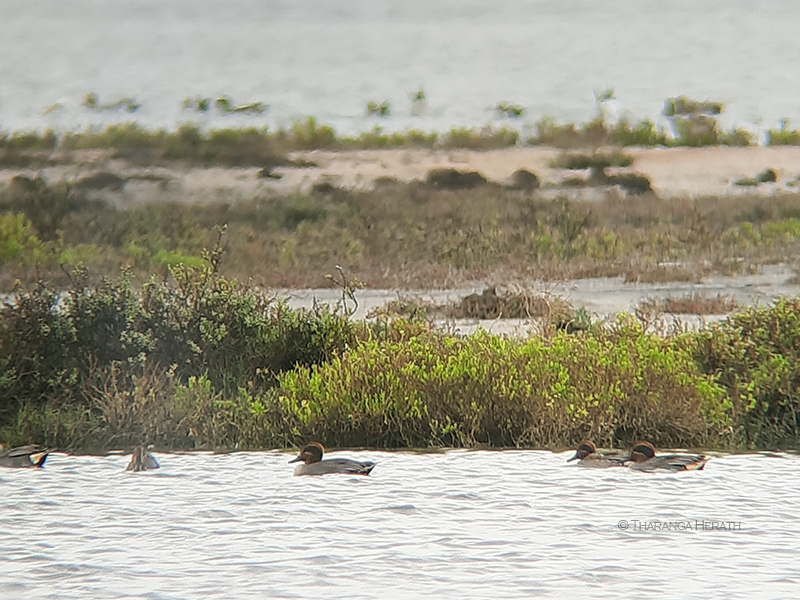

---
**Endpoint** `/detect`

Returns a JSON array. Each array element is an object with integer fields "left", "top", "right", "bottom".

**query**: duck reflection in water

[{"left": 289, "top": 442, "right": 375, "bottom": 476}]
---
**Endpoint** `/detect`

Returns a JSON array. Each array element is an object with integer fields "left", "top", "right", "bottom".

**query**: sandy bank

[
  {"left": 3, "top": 146, "right": 800, "bottom": 204},
  {"left": 282, "top": 146, "right": 800, "bottom": 198}
]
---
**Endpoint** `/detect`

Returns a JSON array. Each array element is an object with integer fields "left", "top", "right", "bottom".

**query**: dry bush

[
  {"left": 445, "top": 287, "right": 573, "bottom": 321},
  {"left": 369, "top": 288, "right": 575, "bottom": 323},
  {"left": 425, "top": 168, "right": 489, "bottom": 190},
  {"left": 624, "top": 265, "right": 700, "bottom": 284},
  {"left": 661, "top": 292, "right": 740, "bottom": 315}
]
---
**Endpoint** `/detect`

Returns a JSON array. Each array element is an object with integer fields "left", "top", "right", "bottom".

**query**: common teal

[
  {"left": 126, "top": 445, "right": 160, "bottom": 472},
  {"left": 567, "top": 441, "right": 628, "bottom": 468},
  {"left": 627, "top": 441, "right": 708, "bottom": 472},
  {"left": 289, "top": 442, "right": 375, "bottom": 476},
  {"left": 0, "top": 444, "right": 48, "bottom": 468}
]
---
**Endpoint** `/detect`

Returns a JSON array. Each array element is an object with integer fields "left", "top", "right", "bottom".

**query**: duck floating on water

[
  {"left": 0, "top": 444, "right": 49, "bottom": 468},
  {"left": 567, "top": 441, "right": 628, "bottom": 468},
  {"left": 126, "top": 445, "right": 160, "bottom": 472},
  {"left": 626, "top": 441, "right": 708, "bottom": 472},
  {"left": 289, "top": 442, "right": 375, "bottom": 476}
]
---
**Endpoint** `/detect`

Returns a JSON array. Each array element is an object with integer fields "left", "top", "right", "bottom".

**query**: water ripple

[{"left": 1, "top": 450, "right": 798, "bottom": 598}]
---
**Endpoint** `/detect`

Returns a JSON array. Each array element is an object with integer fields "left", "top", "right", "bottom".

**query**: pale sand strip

[
  {"left": 2, "top": 146, "right": 800, "bottom": 202},
  {"left": 278, "top": 146, "right": 800, "bottom": 197}
]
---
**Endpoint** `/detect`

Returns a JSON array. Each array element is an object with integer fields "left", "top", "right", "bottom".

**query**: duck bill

[
  {"left": 566, "top": 453, "right": 580, "bottom": 462},
  {"left": 288, "top": 455, "right": 303, "bottom": 463}
]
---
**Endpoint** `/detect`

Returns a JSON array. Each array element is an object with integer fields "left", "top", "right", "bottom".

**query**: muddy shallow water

[
  {"left": 277, "top": 264, "right": 800, "bottom": 337},
  {"left": 2, "top": 449, "right": 798, "bottom": 599}
]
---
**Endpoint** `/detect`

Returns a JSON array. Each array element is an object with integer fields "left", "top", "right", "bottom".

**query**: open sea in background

[{"left": 2, "top": 0, "right": 800, "bottom": 135}]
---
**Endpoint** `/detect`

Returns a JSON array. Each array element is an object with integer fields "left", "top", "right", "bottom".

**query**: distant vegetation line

[{"left": 2, "top": 98, "right": 800, "bottom": 164}]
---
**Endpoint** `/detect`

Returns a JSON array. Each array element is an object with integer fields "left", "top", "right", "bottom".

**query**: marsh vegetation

[
  {"left": 2, "top": 241, "right": 799, "bottom": 452},
  {"left": 2, "top": 171, "right": 800, "bottom": 289},
  {"left": 2, "top": 94, "right": 800, "bottom": 453}
]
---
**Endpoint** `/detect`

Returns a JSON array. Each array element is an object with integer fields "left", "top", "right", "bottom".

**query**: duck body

[
  {"left": 567, "top": 441, "right": 628, "bottom": 468},
  {"left": 627, "top": 442, "right": 707, "bottom": 472},
  {"left": 126, "top": 446, "right": 160, "bottom": 472},
  {"left": 0, "top": 445, "right": 49, "bottom": 468},
  {"left": 290, "top": 442, "right": 375, "bottom": 476},
  {"left": 294, "top": 457, "right": 376, "bottom": 476}
]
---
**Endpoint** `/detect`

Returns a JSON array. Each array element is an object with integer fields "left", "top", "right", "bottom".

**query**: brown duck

[
  {"left": 567, "top": 441, "right": 628, "bottom": 468},
  {"left": 627, "top": 441, "right": 708, "bottom": 472},
  {"left": 126, "top": 445, "right": 160, "bottom": 472},
  {"left": 289, "top": 442, "right": 375, "bottom": 476},
  {"left": 0, "top": 444, "right": 49, "bottom": 468}
]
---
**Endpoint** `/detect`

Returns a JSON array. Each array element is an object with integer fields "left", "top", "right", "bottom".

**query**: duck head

[
  {"left": 567, "top": 440, "right": 597, "bottom": 462},
  {"left": 289, "top": 442, "right": 324, "bottom": 465},
  {"left": 630, "top": 441, "right": 657, "bottom": 463},
  {"left": 129, "top": 445, "right": 145, "bottom": 470}
]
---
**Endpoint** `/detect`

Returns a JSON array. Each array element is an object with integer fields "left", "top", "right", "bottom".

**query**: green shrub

[
  {"left": 694, "top": 298, "right": 800, "bottom": 448},
  {"left": 610, "top": 118, "right": 667, "bottom": 146},
  {"left": 721, "top": 127, "right": 754, "bottom": 147},
  {"left": 285, "top": 117, "right": 338, "bottom": 150},
  {"left": 1, "top": 182, "right": 96, "bottom": 242},
  {"left": 10, "top": 290, "right": 800, "bottom": 451},
  {"left": 531, "top": 117, "right": 584, "bottom": 147},
  {"left": 673, "top": 115, "right": 720, "bottom": 146},
  {"left": 551, "top": 150, "right": 633, "bottom": 170},
  {"left": 0, "top": 213, "right": 43, "bottom": 264},
  {"left": 0, "top": 244, "right": 356, "bottom": 433},
  {"left": 664, "top": 97, "right": 724, "bottom": 117},
  {"left": 440, "top": 127, "right": 519, "bottom": 149},
  {"left": 0, "top": 361, "right": 286, "bottom": 452},
  {"left": 366, "top": 101, "right": 390, "bottom": 117},
  {"left": 278, "top": 321, "right": 729, "bottom": 448},
  {"left": 768, "top": 122, "right": 800, "bottom": 146},
  {"left": 0, "top": 129, "right": 59, "bottom": 151}
]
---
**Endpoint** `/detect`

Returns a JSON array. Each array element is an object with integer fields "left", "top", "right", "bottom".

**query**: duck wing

[
  {"left": 660, "top": 454, "right": 708, "bottom": 471},
  {"left": 299, "top": 458, "right": 376, "bottom": 476},
  {"left": 351, "top": 460, "right": 376, "bottom": 475},
  {"left": 328, "top": 458, "right": 376, "bottom": 475},
  {"left": 599, "top": 450, "right": 630, "bottom": 463},
  {"left": 580, "top": 452, "right": 629, "bottom": 468},
  {"left": 2, "top": 445, "right": 41, "bottom": 458}
]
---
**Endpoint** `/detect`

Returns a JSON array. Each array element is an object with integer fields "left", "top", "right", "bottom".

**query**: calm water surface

[
  {"left": 1, "top": 450, "right": 798, "bottom": 599},
  {"left": 2, "top": 0, "right": 799, "bottom": 134}
]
